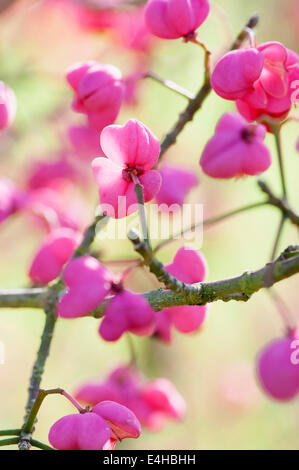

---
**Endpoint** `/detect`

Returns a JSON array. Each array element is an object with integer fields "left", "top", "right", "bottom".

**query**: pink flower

[
  {"left": 28, "top": 228, "right": 81, "bottom": 285},
  {"left": 145, "top": 0, "right": 210, "bottom": 40},
  {"left": 57, "top": 257, "right": 155, "bottom": 339},
  {"left": 155, "top": 164, "right": 198, "bottom": 209},
  {"left": 25, "top": 186, "right": 91, "bottom": 232},
  {"left": 57, "top": 256, "right": 112, "bottom": 319},
  {"left": 69, "top": 2, "right": 120, "bottom": 32},
  {"left": 141, "top": 379, "right": 186, "bottom": 422},
  {"left": 92, "top": 119, "right": 161, "bottom": 218},
  {"left": 211, "top": 49, "right": 264, "bottom": 100},
  {"left": 115, "top": 6, "right": 154, "bottom": 53},
  {"left": 49, "top": 400, "right": 141, "bottom": 450},
  {"left": 200, "top": 113, "right": 271, "bottom": 179},
  {"left": 257, "top": 328, "right": 299, "bottom": 401},
  {"left": 75, "top": 365, "right": 186, "bottom": 431},
  {"left": 26, "top": 156, "right": 77, "bottom": 190},
  {"left": 66, "top": 61, "right": 125, "bottom": 130},
  {"left": 0, "top": 178, "right": 24, "bottom": 223},
  {"left": 237, "top": 43, "right": 299, "bottom": 121},
  {"left": 68, "top": 125, "right": 102, "bottom": 162},
  {"left": 211, "top": 42, "right": 299, "bottom": 121},
  {"left": 99, "top": 289, "right": 156, "bottom": 341},
  {"left": 0, "top": 81, "right": 17, "bottom": 130},
  {"left": 155, "top": 246, "right": 208, "bottom": 343}
]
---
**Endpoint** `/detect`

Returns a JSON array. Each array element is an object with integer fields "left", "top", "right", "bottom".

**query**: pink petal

[
  {"left": 142, "top": 378, "right": 186, "bottom": 420},
  {"left": 92, "top": 157, "right": 129, "bottom": 218},
  {"left": 211, "top": 49, "right": 264, "bottom": 100},
  {"left": 100, "top": 119, "right": 160, "bottom": 169},
  {"left": 28, "top": 229, "right": 80, "bottom": 285},
  {"left": 156, "top": 165, "right": 198, "bottom": 208},
  {"left": 93, "top": 400, "right": 141, "bottom": 440},
  {"left": 48, "top": 413, "right": 111, "bottom": 450},
  {"left": 166, "top": 245, "right": 207, "bottom": 283},
  {"left": 169, "top": 304, "right": 207, "bottom": 333},
  {"left": 66, "top": 61, "right": 95, "bottom": 91},
  {"left": 57, "top": 256, "right": 111, "bottom": 318}
]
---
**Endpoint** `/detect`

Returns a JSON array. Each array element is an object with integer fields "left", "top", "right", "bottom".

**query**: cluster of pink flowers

[
  {"left": 49, "top": 400, "right": 141, "bottom": 450},
  {"left": 57, "top": 256, "right": 156, "bottom": 341},
  {"left": 55, "top": 244, "right": 209, "bottom": 344},
  {"left": 75, "top": 365, "right": 186, "bottom": 431},
  {"left": 155, "top": 246, "right": 208, "bottom": 342},
  {"left": 211, "top": 42, "right": 299, "bottom": 122},
  {"left": 3, "top": 0, "right": 299, "bottom": 452}
]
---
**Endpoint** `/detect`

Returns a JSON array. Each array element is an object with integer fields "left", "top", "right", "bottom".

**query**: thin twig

[
  {"left": 270, "top": 215, "right": 287, "bottom": 262},
  {"left": 272, "top": 124, "right": 288, "bottom": 201},
  {"left": 144, "top": 72, "right": 195, "bottom": 100}
]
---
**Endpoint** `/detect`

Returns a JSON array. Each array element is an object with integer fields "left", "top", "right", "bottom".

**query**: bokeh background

[{"left": 0, "top": 0, "right": 299, "bottom": 450}]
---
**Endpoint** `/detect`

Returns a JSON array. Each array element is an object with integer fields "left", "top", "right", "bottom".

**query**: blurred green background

[{"left": 0, "top": 0, "right": 299, "bottom": 450}]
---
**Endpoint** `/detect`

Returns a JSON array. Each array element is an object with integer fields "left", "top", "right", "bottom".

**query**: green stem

[
  {"left": 189, "top": 38, "right": 211, "bottom": 81},
  {"left": 30, "top": 439, "right": 54, "bottom": 451},
  {"left": 270, "top": 215, "right": 287, "bottom": 262},
  {"left": 0, "top": 437, "right": 19, "bottom": 447},
  {"left": 141, "top": 250, "right": 299, "bottom": 311},
  {"left": 154, "top": 201, "right": 267, "bottom": 253},
  {"left": 19, "top": 304, "right": 57, "bottom": 450},
  {"left": 0, "top": 429, "right": 21, "bottom": 436},
  {"left": 133, "top": 175, "right": 151, "bottom": 249},
  {"left": 22, "top": 388, "right": 84, "bottom": 438},
  {"left": 272, "top": 125, "right": 288, "bottom": 200},
  {"left": 74, "top": 213, "right": 108, "bottom": 257},
  {"left": 268, "top": 288, "right": 295, "bottom": 331},
  {"left": 23, "top": 389, "right": 61, "bottom": 435},
  {"left": 257, "top": 180, "right": 299, "bottom": 226}
]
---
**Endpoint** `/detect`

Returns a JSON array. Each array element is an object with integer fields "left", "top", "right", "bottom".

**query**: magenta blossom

[
  {"left": 0, "top": 178, "right": 24, "bottom": 223},
  {"left": 114, "top": 6, "right": 154, "bottom": 53},
  {"left": 57, "top": 256, "right": 111, "bottom": 319},
  {"left": 75, "top": 365, "right": 186, "bottom": 431},
  {"left": 68, "top": 125, "right": 102, "bottom": 162},
  {"left": 57, "top": 256, "right": 155, "bottom": 340},
  {"left": 0, "top": 81, "right": 17, "bottom": 130},
  {"left": 211, "top": 42, "right": 299, "bottom": 122},
  {"left": 155, "top": 164, "right": 198, "bottom": 210},
  {"left": 92, "top": 119, "right": 161, "bottom": 218},
  {"left": 155, "top": 246, "right": 208, "bottom": 343},
  {"left": 145, "top": 0, "right": 210, "bottom": 40},
  {"left": 66, "top": 61, "right": 125, "bottom": 130},
  {"left": 26, "top": 157, "right": 77, "bottom": 190},
  {"left": 211, "top": 48, "right": 264, "bottom": 101},
  {"left": 28, "top": 228, "right": 81, "bottom": 285},
  {"left": 200, "top": 113, "right": 271, "bottom": 179},
  {"left": 49, "top": 400, "right": 141, "bottom": 450},
  {"left": 257, "top": 328, "right": 299, "bottom": 401},
  {"left": 99, "top": 288, "right": 156, "bottom": 341},
  {"left": 25, "top": 185, "right": 91, "bottom": 232}
]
